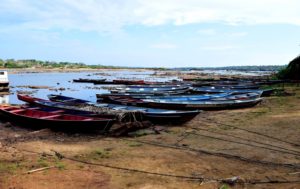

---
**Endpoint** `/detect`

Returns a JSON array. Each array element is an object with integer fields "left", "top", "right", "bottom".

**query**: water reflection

[
  {"left": 9, "top": 71, "right": 179, "bottom": 104},
  {"left": 8, "top": 70, "right": 269, "bottom": 105}
]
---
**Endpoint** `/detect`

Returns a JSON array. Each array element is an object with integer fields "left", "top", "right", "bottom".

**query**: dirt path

[{"left": 0, "top": 86, "right": 300, "bottom": 189}]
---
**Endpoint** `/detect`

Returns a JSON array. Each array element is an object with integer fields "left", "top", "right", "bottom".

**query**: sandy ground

[{"left": 0, "top": 86, "right": 300, "bottom": 189}]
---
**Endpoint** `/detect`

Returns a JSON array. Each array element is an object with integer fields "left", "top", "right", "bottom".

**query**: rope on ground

[
  {"left": 187, "top": 130, "right": 300, "bottom": 157},
  {"left": 18, "top": 148, "right": 300, "bottom": 185},
  {"left": 191, "top": 125, "right": 300, "bottom": 155},
  {"left": 174, "top": 132, "right": 191, "bottom": 146},
  {"left": 203, "top": 118, "right": 300, "bottom": 147},
  {"left": 121, "top": 138, "right": 300, "bottom": 169},
  {"left": 17, "top": 149, "right": 207, "bottom": 181}
]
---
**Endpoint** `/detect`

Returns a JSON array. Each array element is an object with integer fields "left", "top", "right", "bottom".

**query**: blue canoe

[
  {"left": 191, "top": 87, "right": 273, "bottom": 97},
  {"left": 110, "top": 85, "right": 191, "bottom": 94},
  {"left": 97, "top": 93, "right": 232, "bottom": 102},
  {"left": 43, "top": 94, "right": 201, "bottom": 123},
  {"left": 99, "top": 93, "right": 263, "bottom": 110}
]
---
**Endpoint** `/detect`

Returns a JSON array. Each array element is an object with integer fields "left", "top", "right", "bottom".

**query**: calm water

[
  {"left": 3, "top": 69, "right": 270, "bottom": 104},
  {"left": 5, "top": 70, "right": 178, "bottom": 104}
]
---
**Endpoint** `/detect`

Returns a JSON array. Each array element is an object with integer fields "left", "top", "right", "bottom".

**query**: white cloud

[
  {"left": 0, "top": 0, "right": 300, "bottom": 33},
  {"left": 135, "top": 0, "right": 300, "bottom": 26},
  {"left": 150, "top": 43, "right": 178, "bottom": 49}
]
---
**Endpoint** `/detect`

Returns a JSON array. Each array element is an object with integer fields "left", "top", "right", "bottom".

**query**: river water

[
  {"left": 5, "top": 70, "right": 178, "bottom": 104},
  {"left": 3, "top": 69, "right": 270, "bottom": 104}
]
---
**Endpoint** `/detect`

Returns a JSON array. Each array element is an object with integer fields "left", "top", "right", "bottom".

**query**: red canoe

[{"left": 0, "top": 105, "right": 115, "bottom": 132}]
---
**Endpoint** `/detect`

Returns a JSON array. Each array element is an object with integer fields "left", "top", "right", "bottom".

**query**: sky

[{"left": 0, "top": 0, "right": 300, "bottom": 67}]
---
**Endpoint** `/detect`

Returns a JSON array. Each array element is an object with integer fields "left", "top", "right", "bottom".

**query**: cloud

[
  {"left": 135, "top": 0, "right": 300, "bottom": 26},
  {"left": 150, "top": 43, "right": 178, "bottom": 49},
  {"left": 1, "top": 0, "right": 300, "bottom": 34}
]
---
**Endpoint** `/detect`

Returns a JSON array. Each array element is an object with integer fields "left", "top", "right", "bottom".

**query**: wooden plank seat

[
  {"left": 10, "top": 109, "right": 26, "bottom": 113},
  {"left": 1, "top": 106, "right": 16, "bottom": 110},
  {"left": 26, "top": 107, "right": 41, "bottom": 110},
  {"left": 40, "top": 115, "right": 61, "bottom": 119}
]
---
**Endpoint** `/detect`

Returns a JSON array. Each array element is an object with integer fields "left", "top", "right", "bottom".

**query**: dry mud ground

[{"left": 0, "top": 86, "right": 300, "bottom": 189}]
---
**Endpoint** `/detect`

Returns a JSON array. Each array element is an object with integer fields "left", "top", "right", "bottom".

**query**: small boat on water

[
  {"left": 97, "top": 93, "right": 233, "bottom": 102},
  {"left": 73, "top": 78, "right": 106, "bottom": 83},
  {"left": 112, "top": 79, "right": 183, "bottom": 85},
  {"left": 191, "top": 79, "right": 283, "bottom": 87},
  {"left": 96, "top": 93, "right": 181, "bottom": 100},
  {"left": 0, "top": 105, "right": 115, "bottom": 132},
  {"left": 191, "top": 87, "right": 273, "bottom": 97},
  {"left": 73, "top": 78, "right": 111, "bottom": 84},
  {"left": 46, "top": 94, "right": 201, "bottom": 123},
  {"left": 112, "top": 79, "right": 146, "bottom": 85},
  {"left": 99, "top": 94, "right": 263, "bottom": 110},
  {"left": 141, "top": 98, "right": 263, "bottom": 110},
  {"left": 211, "top": 85, "right": 260, "bottom": 90},
  {"left": 144, "top": 92, "right": 261, "bottom": 101},
  {"left": 111, "top": 85, "right": 190, "bottom": 94},
  {"left": 73, "top": 79, "right": 179, "bottom": 85},
  {"left": 123, "top": 84, "right": 190, "bottom": 88}
]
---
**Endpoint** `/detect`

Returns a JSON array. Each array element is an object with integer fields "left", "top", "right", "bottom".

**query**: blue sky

[{"left": 0, "top": 0, "right": 299, "bottom": 67}]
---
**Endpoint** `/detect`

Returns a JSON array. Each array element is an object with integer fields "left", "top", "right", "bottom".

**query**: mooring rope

[
  {"left": 187, "top": 129, "right": 300, "bottom": 156},
  {"left": 191, "top": 125, "right": 300, "bottom": 155},
  {"left": 121, "top": 138, "right": 300, "bottom": 169},
  {"left": 202, "top": 118, "right": 300, "bottom": 147},
  {"left": 16, "top": 148, "right": 300, "bottom": 185}
]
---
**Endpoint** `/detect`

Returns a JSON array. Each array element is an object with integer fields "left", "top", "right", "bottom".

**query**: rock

[
  {"left": 14, "top": 134, "right": 21, "bottom": 138},
  {"left": 127, "top": 127, "right": 158, "bottom": 137}
]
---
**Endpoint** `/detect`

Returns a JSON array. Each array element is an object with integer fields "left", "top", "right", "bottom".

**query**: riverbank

[
  {"left": 6, "top": 68, "right": 151, "bottom": 74},
  {"left": 0, "top": 84, "right": 299, "bottom": 188},
  {"left": 6, "top": 68, "right": 273, "bottom": 82}
]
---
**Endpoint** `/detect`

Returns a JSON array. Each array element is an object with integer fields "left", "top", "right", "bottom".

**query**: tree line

[{"left": 0, "top": 59, "right": 121, "bottom": 69}]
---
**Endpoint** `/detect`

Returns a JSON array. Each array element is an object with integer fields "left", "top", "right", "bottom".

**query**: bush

[{"left": 277, "top": 55, "right": 300, "bottom": 80}]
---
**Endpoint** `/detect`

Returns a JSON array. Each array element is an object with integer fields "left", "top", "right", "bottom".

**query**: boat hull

[
  {"left": 47, "top": 94, "right": 201, "bottom": 124},
  {"left": 0, "top": 106, "right": 114, "bottom": 133},
  {"left": 144, "top": 98, "right": 263, "bottom": 110}
]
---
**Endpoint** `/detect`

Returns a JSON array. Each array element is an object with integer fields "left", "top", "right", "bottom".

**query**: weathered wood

[{"left": 26, "top": 166, "right": 55, "bottom": 174}]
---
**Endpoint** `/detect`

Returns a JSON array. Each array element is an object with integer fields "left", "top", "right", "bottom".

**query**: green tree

[{"left": 277, "top": 55, "right": 300, "bottom": 80}]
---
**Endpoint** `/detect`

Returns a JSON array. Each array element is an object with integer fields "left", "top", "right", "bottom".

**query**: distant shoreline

[
  {"left": 3, "top": 68, "right": 274, "bottom": 81},
  {"left": 5, "top": 68, "right": 153, "bottom": 74},
  {"left": 3, "top": 67, "right": 279, "bottom": 75}
]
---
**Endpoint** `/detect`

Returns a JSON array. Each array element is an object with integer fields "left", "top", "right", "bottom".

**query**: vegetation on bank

[
  {"left": 0, "top": 58, "right": 286, "bottom": 71},
  {"left": 0, "top": 59, "right": 124, "bottom": 69},
  {"left": 277, "top": 55, "right": 300, "bottom": 80}
]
